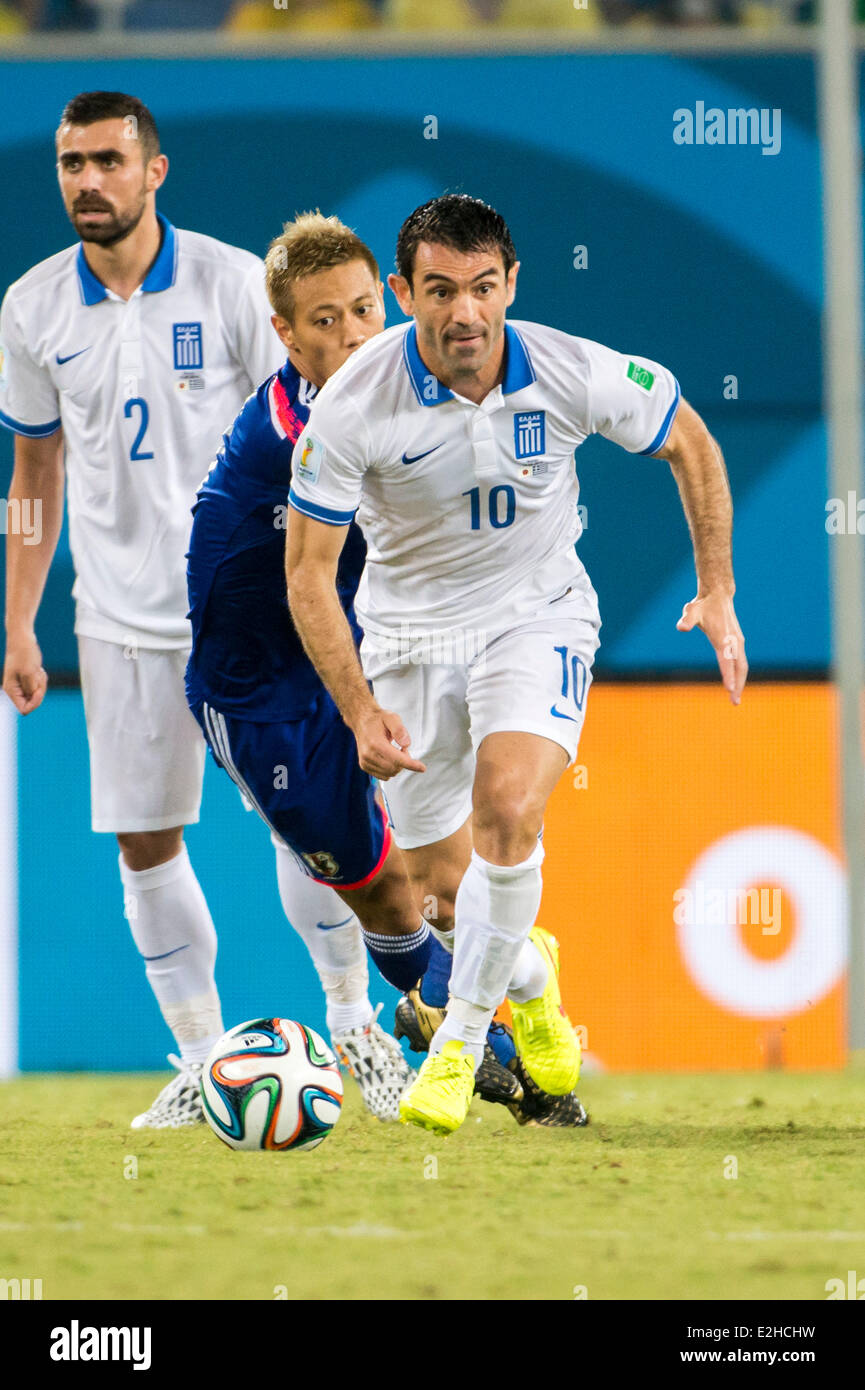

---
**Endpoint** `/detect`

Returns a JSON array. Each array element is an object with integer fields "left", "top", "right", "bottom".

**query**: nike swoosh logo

[
  {"left": 401, "top": 444, "right": 443, "bottom": 465},
  {"left": 56, "top": 347, "right": 91, "bottom": 365},
  {"left": 316, "top": 917, "right": 354, "bottom": 931},
  {"left": 550, "top": 705, "right": 579, "bottom": 723}
]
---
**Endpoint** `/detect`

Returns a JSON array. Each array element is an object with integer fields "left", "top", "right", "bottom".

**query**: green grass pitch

[{"left": 1, "top": 1068, "right": 864, "bottom": 1301}]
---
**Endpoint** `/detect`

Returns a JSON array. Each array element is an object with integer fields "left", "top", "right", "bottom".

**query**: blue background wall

[{"left": 0, "top": 52, "right": 836, "bottom": 1068}]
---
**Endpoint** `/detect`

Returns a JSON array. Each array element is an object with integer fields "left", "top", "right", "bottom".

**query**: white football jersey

[
  {"left": 0, "top": 215, "right": 285, "bottom": 648},
  {"left": 288, "top": 319, "right": 680, "bottom": 636}
]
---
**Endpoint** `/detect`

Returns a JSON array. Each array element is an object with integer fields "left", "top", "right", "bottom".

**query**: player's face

[
  {"left": 388, "top": 243, "right": 519, "bottom": 388},
  {"left": 56, "top": 118, "right": 166, "bottom": 247},
  {"left": 272, "top": 259, "right": 385, "bottom": 388}
]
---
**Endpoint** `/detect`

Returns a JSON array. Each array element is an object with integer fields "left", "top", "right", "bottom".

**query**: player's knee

[
  {"left": 339, "top": 865, "right": 417, "bottom": 937},
  {"left": 472, "top": 784, "right": 544, "bottom": 864},
  {"left": 117, "top": 827, "right": 185, "bottom": 872},
  {"left": 403, "top": 861, "right": 456, "bottom": 931},
  {"left": 473, "top": 778, "right": 544, "bottom": 836}
]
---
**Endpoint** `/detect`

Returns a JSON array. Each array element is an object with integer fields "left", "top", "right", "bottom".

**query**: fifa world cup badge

[{"left": 296, "top": 434, "right": 324, "bottom": 485}]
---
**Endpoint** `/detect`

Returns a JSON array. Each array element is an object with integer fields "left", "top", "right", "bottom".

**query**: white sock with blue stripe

[
  {"left": 273, "top": 841, "right": 373, "bottom": 1034},
  {"left": 119, "top": 845, "right": 224, "bottom": 1065}
]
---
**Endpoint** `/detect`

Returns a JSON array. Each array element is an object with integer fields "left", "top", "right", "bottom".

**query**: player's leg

[
  {"left": 397, "top": 602, "right": 599, "bottom": 1130},
  {"left": 359, "top": 646, "right": 497, "bottom": 1130},
  {"left": 272, "top": 834, "right": 373, "bottom": 1037},
  {"left": 272, "top": 838, "right": 412, "bottom": 1120},
  {"left": 195, "top": 698, "right": 441, "bottom": 1117},
  {"left": 79, "top": 638, "right": 223, "bottom": 1128},
  {"left": 434, "top": 730, "right": 576, "bottom": 1082},
  {"left": 393, "top": 815, "right": 588, "bottom": 1126},
  {"left": 425, "top": 604, "right": 600, "bottom": 1101},
  {"left": 397, "top": 815, "right": 545, "bottom": 1008}
]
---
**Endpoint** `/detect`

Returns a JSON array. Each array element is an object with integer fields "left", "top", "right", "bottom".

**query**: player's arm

[
  {"left": 285, "top": 509, "right": 426, "bottom": 779},
  {"left": 652, "top": 398, "right": 748, "bottom": 705},
  {"left": 3, "top": 427, "right": 65, "bottom": 714}
]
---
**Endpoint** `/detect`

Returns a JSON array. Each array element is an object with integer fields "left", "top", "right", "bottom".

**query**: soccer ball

[{"left": 201, "top": 1018, "right": 343, "bottom": 1152}]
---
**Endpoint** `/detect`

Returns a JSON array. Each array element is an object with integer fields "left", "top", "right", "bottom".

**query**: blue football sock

[
  {"left": 418, "top": 934, "right": 453, "bottom": 1008},
  {"left": 486, "top": 1020, "right": 517, "bottom": 1069},
  {"left": 361, "top": 922, "right": 432, "bottom": 993}
]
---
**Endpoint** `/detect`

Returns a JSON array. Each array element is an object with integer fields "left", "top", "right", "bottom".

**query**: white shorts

[
  {"left": 361, "top": 586, "right": 601, "bottom": 850},
  {"left": 78, "top": 636, "right": 206, "bottom": 833}
]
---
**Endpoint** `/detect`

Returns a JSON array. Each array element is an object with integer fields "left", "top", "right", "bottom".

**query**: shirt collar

[
  {"left": 402, "top": 321, "right": 536, "bottom": 407},
  {"left": 76, "top": 212, "right": 178, "bottom": 306}
]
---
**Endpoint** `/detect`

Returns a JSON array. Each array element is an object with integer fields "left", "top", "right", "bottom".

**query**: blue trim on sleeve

[
  {"left": 0, "top": 406, "right": 61, "bottom": 437},
  {"left": 638, "top": 378, "right": 681, "bottom": 455},
  {"left": 288, "top": 488, "right": 357, "bottom": 526}
]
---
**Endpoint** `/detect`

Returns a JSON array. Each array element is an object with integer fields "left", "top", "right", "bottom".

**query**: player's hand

[
  {"left": 352, "top": 706, "right": 427, "bottom": 780},
  {"left": 676, "top": 592, "right": 748, "bottom": 705},
  {"left": 3, "top": 632, "right": 48, "bottom": 715}
]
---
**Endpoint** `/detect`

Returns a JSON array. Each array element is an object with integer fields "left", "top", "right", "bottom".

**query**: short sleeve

[
  {"left": 0, "top": 290, "right": 61, "bottom": 437},
  {"left": 586, "top": 341, "right": 680, "bottom": 456},
  {"left": 230, "top": 260, "right": 286, "bottom": 392},
  {"left": 288, "top": 386, "right": 368, "bottom": 527}
]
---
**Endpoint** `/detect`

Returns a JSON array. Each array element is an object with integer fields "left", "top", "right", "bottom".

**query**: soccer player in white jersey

[
  {"left": 0, "top": 91, "right": 396, "bottom": 1128},
  {"left": 286, "top": 194, "right": 749, "bottom": 1134}
]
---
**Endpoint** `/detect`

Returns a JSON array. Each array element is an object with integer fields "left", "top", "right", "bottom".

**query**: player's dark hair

[
  {"left": 58, "top": 92, "right": 160, "bottom": 164},
  {"left": 395, "top": 194, "right": 516, "bottom": 285}
]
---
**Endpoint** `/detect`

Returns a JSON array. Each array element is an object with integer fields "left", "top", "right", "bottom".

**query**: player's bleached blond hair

[{"left": 265, "top": 212, "right": 380, "bottom": 323}]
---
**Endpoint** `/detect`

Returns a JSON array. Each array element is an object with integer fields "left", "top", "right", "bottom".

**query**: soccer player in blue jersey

[
  {"left": 186, "top": 215, "right": 437, "bottom": 1120},
  {"left": 186, "top": 213, "right": 585, "bottom": 1127}
]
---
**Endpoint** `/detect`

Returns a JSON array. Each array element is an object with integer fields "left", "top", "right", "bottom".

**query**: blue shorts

[{"left": 193, "top": 695, "right": 391, "bottom": 888}]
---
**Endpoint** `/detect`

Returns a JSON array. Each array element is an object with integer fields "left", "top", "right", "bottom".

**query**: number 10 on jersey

[{"left": 462, "top": 484, "right": 516, "bottom": 530}]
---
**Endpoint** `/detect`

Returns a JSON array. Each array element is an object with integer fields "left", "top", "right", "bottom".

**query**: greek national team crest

[
  {"left": 514, "top": 410, "right": 545, "bottom": 460},
  {"left": 173, "top": 322, "right": 203, "bottom": 370}
]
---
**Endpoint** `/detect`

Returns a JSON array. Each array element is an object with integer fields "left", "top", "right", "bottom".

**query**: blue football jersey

[{"left": 186, "top": 358, "right": 366, "bottom": 721}]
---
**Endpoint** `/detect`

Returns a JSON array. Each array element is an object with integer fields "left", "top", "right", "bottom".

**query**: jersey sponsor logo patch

[
  {"left": 173, "top": 322, "right": 203, "bottom": 370},
  {"left": 295, "top": 433, "right": 323, "bottom": 485},
  {"left": 303, "top": 850, "right": 341, "bottom": 879},
  {"left": 514, "top": 410, "right": 545, "bottom": 460},
  {"left": 0, "top": 340, "right": 6, "bottom": 387},
  {"left": 626, "top": 360, "right": 655, "bottom": 392}
]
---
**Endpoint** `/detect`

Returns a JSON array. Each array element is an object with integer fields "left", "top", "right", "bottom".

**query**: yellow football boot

[
  {"left": 398, "top": 1039, "right": 476, "bottom": 1134},
  {"left": 509, "top": 927, "right": 581, "bottom": 1095}
]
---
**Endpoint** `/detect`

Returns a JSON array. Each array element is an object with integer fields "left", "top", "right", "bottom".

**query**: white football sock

[
  {"left": 430, "top": 924, "right": 455, "bottom": 954},
  {"left": 273, "top": 841, "right": 372, "bottom": 1035},
  {"left": 507, "top": 937, "right": 550, "bottom": 1003},
  {"left": 120, "top": 845, "right": 223, "bottom": 1065},
  {"left": 428, "top": 996, "right": 490, "bottom": 1070},
  {"left": 429, "top": 842, "right": 545, "bottom": 1065}
]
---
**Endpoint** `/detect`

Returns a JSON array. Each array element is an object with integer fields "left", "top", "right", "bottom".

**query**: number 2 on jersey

[
  {"left": 124, "top": 397, "right": 154, "bottom": 461},
  {"left": 462, "top": 484, "right": 516, "bottom": 530}
]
